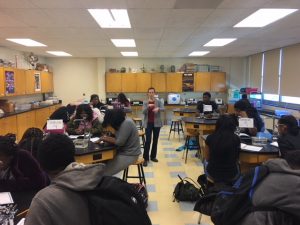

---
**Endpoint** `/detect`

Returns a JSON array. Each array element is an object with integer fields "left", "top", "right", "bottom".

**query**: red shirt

[{"left": 148, "top": 100, "right": 155, "bottom": 123}]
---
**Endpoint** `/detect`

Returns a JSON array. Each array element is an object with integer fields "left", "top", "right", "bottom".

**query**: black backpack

[
  {"left": 81, "top": 176, "right": 152, "bottom": 225},
  {"left": 197, "top": 165, "right": 269, "bottom": 225},
  {"left": 173, "top": 175, "right": 203, "bottom": 202}
]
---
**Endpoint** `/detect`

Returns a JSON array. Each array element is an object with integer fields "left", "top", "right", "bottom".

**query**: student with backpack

[{"left": 25, "top": 134, "right": 151, "bottom": 225}]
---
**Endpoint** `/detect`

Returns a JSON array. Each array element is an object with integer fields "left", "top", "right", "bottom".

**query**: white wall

[{"left": 47, "top": 58, "right": 99, "bottom": 105}]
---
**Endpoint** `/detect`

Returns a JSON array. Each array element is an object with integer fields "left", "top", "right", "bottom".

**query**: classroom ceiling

[{"left": 1, "top": 0, "right": 300, "bottom": 58}]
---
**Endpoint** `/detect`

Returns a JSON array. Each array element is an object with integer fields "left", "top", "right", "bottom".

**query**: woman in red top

[{"left": 142, "top": 87, "right": 164, "bottom": 166}]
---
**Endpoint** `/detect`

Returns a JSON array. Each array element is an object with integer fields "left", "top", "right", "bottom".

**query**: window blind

[
  {"left": 262, "top": 49, "right": 280, "bottom": 94},
  {"left": 249, "top": 53, "right": 262, "bottom": 89}
]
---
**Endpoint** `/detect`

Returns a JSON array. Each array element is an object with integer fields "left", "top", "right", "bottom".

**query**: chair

[
  {"left": 168, "top": 118, "right": 184, "bottom": 140},
  {"left": 133, "top": 117, "right": 143, "bottom": 130},
  {"left": 122, "top": 157, "right": 146, "bottom": 185},
  {"left": 183, "top": 128, "right": 201, "bottom": 163},
  {"left": 138, "top": 130, "right": 146, "bottom": 151}
]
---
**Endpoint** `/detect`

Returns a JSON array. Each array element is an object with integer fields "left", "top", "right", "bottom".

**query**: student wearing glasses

[{"left": 277, "top": 115, "right": 300, "bottom": 158}]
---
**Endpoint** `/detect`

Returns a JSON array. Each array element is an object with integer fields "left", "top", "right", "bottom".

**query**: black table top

[
  {"left": 182, "top": 116, "right": 218, "bottom": 125},
  {"left": 173, "top": 108, "right": 198, "bottom": 113},
  {"left": 75, "top": 141, "right": 115, "bottom": 156}
]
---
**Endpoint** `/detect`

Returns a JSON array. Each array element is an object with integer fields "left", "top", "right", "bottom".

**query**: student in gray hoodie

[
  {"left": 240, "top": 150, "right": 300, "bottom": 225},
  {"left": 25, "top": 134, "right": 105, "bottom": 225}
]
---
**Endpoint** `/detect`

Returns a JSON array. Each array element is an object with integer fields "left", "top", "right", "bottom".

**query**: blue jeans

[{"left": 143, "top": 123, "right": 161, "bottom": 161}]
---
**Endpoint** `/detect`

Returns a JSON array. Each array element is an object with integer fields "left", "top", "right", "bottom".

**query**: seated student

[
  {"left": 24, "top": 134, "right": 106, "bottom": 225},
  {"left": 197, "top": 92, "right": 218, "bottom": 114},
  {"left": 240, "top": 150, "right": 300, "bottom": 225},
  {"left": 204, "top": 115, "right": 241, "bottom": 184},
  {"left": 234, "top": 99, "right": 264, "bottom": 136},
  {"left": 115, "top": 92, "right": 131, "bottom": 109},
  {"left": 66, "top": 104, "right": 103, "bottom": 136},
  {"left": 100, "top": 109, "right": 141, "bottom": 176},
  {"left": 0, "top": 135, "right": 48, "bottom": 192},
  {"left": 90, "top": 94, "right": 105, "bottom": 110},
  {"left": 277, "top": 115, "right": 300, "bottom": 158},
  {"left": 18, "top": 127, "right": 44, "bottom": 159}
]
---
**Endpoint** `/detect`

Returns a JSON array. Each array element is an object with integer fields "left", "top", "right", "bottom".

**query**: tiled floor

[{"left": 119, "top": 126, "right": 213, "bottom": 225}]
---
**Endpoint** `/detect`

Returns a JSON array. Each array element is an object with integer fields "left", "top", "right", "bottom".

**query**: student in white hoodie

[{"left": 25, "top": 134, "right": 105, "bottom": 225}]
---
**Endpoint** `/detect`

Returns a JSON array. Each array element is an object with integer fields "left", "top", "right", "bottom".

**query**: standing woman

[
  {"left": 66, "top": 104, "right": 103, "bottom": 136},
  {"left": 142, "top": 87, "right": 164, "bottom": 167},
  {"left": 204, "top": 115, "right": 241, "bottom": 184},
  {"left": 100, "top": 109, "right": 141, "bottom": 175}
]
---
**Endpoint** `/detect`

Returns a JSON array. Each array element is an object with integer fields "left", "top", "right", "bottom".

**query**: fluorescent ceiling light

[
  {"left": 121, "top": 52, "right": 138, "bottom": 56},
  {"left": 6, "top": 38, "right": 46, "bottom": 47},
  {"left": 46, "top": 51, "right": 72, "bottom": 56},
  {"left": 88, "top": 9, "right": 131, "bottom": 28},
  {"left": 111, "top": 39, "right": 136, "bottom": 47},
  {"left": 189, "top": 51, "right": 210, "bottom": 56},
  {"left": 204, "top": 38, "right": 237, "bottom": 47},
  {"left": 234, "top": 8, "right": 298, "bottom": 27}
]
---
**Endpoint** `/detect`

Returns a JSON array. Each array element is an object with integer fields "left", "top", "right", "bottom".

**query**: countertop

[{"left": 0, "top": 103, "right": 61, "bottom": 119}]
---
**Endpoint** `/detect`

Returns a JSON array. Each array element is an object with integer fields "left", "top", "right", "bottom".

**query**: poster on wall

[
  {"left": 5, "top": 71, "right": 15, "bottom": 94},
  {"left": 34, "top": 73, "right": 41, "bottom": 92},
  {"left": 182, "top": 73, "right": 194, "bottom": 92}
]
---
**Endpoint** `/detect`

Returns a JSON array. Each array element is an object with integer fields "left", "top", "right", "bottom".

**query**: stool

[
  {"left": 183, "top": 129, "right": 201, "bottom": 163},
  {"left": 122, "top": 157, "right": 146, "bottom": 185},
  {"left": 133, "top": 117, "right": 143, "bottom": 130},
  {"left": 168, "top": 118, "right": 184, "bottom": 140},
  {"left": 138, "top": 130, "right": 146, "bottom": 151}
]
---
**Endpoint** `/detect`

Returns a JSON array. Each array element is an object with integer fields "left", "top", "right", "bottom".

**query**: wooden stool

[
  {"left": 133, "top": 117, "right": 143, "bottom": 130},
  {"left": 183, "top": 129, "right": 200, "bottom": 163},
  {"left": 138, "top": 130, "right": 146, "bottom": 151},
  {"left": 168, "top": 118, "right": 184, "bottom": 140},
  {"left": 122, "top": 157, "right": 146, "bottom": 185}
]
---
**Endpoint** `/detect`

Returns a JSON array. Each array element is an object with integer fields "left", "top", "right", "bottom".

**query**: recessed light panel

[
  {"left": 234, "top": 9, "right": 298, "bottom": 28},
  {"left": 88, "top": 9, "right": 131, "bottom": 28},
  {"left": 6, "top": 39, "right": 46, "bottom": 47},
  {"left": 111, "top": 39, "right": 136, "bottom": 47},
  {"left": 204, "top": 38, "right": 237, "bottom": 47},
  {"left": 188, "top": 51, "right": 210, "bottom": 56},
  {"left": 46, "top": 51, "right": 72, "bottom": 56},
  {"left": 121, "top": 52, "right": 138, "bottom": 56}
]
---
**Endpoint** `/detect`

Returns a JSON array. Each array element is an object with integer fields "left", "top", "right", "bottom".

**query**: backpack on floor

[
  {"left": 196, "top": 165, "right": 269, "bottom": 225},
  {"left": 81, "top": 176, "right": 152, "bottom": 225},
  {"left": 131, "top": 183, "right": 148, "bottom": 208}
]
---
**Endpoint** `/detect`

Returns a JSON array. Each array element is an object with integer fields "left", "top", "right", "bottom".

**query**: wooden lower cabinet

[
  {"left": 0, "top": 116, "right": 18, "bottom": 136},
  {"left": 35, "top": 107, "right": 50, "bottom": 130},
  {"left": 16, "top": 111, "right": 36, "bottom": 141}
]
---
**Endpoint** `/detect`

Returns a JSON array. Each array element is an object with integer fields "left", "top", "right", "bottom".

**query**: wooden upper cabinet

[
  {"left": 106, "top": 73, "right": 122, "bottom": 92},
  {"left": 121, "top": 73, "right": 136, "bottom": 92},
  {"left": 25, "top": 70, "right": 42, "bottom": 94},
  {"left": 15, "top": 68, "right": 26, "bottom": 95},
  {"left": 210, "top": 72, "right": 226, "bottom": 92},
  {"left": 0, "top": 67, "right": 5, "bottom": 97},
  {"left": 41, "top": 71, "right": 54, "bottom": 93},
  {"left": 136, "top": 73, "right": 151, "bottom": 92},
  {"left": 166, "top": 73, "right": 182, "bottom": 92},
  {"left": 195, "top": 72, "right": 211, "bottom": 92},
  {"left": 151, "top": 73, "right": 166, "bottom": 92}
]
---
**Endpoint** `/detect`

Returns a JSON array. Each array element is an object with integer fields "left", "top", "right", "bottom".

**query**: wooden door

[
  {"left": 136, "top": 73, "right": 151, "bottom": 92},
  {"left": 106, "top": 73, "right": 122, "bottom": 92},
  {"left": 194, "top": 72, "right": 211, "bottom": 92},
  {"left": 41, "top": 71, "right": 54, "bottom": 93},
  {"left": 166, "top": 73, "right": 182, "bottom": 92},
  {"left": 35, "top": 107, "right": 50, "bottom": 130},
  {"left": 121, "top": 73, "right": 136, "bottom": 92},
  {"left": 0, "top": 116, "right": 18, "bottom": 137},
  {"left": 210, "top": 72, "right": 226, "bottom": 92},
  {"left": 16, "top": 111, "right": 36, "bottom": 141},
  {"left": 0, "top": 67, "right": 4, "bottom": 97},
  {"left": 26, "top": 70, "right": 42, "bottom": 94},
  {"left": 15, "top": 68, "right": 26, "bottom": 95},
  {"left": 151, "top": 73, "right": 166, "bottom": 92}
]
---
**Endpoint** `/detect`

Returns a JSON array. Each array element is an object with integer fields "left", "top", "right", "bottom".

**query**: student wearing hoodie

[
  {"left": 240, "top": 150, "right": 300, "bottom": 225},
  {"left": 25, "top": 134, "right": 105, "bottom": 225}
]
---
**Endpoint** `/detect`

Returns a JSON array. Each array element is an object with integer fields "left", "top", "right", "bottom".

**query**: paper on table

[
  {"left": 241, "top": 143, "right": 263, "bottom": 152},
  {"left": 68, "top": 135, "right": 83, "bottom": 139},
  {"left": 271, "top": 142, "right": 279, "bottom": 147},
  {"left": 90, "top": 137, "right": 100, "bottom": 143},
  {"left": 0, "top": 192, "right": 14, "bottom": 205}
]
